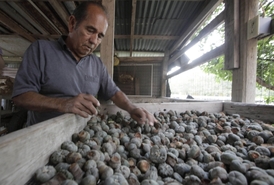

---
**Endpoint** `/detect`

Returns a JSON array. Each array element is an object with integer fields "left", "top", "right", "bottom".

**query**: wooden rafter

[
  {"left": 169, "top": 0, "right": 222, "bottom": 55},
  {"left": 35, "top": 1, "right": 67, "bottom": 34},
  {"left": 0, "top": 9, "right": 36, "bottom": 42},
  {"left": 119, "top": 57, "right": 163, "bottom": 62},
  {"left": 48, "top": 0, "right": 69, "bottom": 27},
  {"left": 167, "top": 44, "right": 224, "bottom": 79},
  {"left": 8, "top": 1, "right": 49, "bottom": 34},
  {"left": 18, "top": 0, "right": 61, "bottom": 35},
  {"left": 168, "top": 10, "right": 225, "bottom": 67},
  {"left": 130, "top": 0, "right": 137, "bottom": 57}
]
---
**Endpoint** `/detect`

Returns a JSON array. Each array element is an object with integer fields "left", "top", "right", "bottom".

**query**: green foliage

[
  {"left": 200, "top": 56, "right": 232, "bottom": 82},
  {"left": 265, "top": 96, "right": 274, "bottom": 104},
  {"left": 257, "top": 37, "right": 274, "bottom": 88},
  {"left": 200, "top": 0, "right": 274, "bottom": 103}
]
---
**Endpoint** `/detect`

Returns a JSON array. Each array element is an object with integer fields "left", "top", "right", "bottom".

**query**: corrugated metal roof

[
  {"left": 0, "top": 0, "right": 221, "bottom": 60},
  {"left": 115, "top": 0, "right": 208, "bottom": 52}
]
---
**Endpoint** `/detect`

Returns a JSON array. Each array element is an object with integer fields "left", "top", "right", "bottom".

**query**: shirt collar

[{"left": 57, "top": 36, "right": 95, "bottom": 61}]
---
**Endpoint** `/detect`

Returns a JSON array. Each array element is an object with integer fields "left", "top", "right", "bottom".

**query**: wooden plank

[
  {"left": 19, "top": 1, "right": 61, "bottom": 35},
  {"left": 48, "top": 0, "right": 69, "bottom": 27},
  {"left": 131, "top": 0, "right": 205, "bottom": 1},
  {"left": 224, "top": 0, "right": 239, "bottom": 69},
  {"left": 0, "top": 35, "right": 31, "bottom": 57},
  {"left": 0, "top": 9, "right": 36, "bottom": 42},
  {"left": 7, "top": 1, "right": 49, "bottom": 34},
  {"left": 0, "top": 2, "right": 41, "bottom": 35},
  {"left": 169, "top": 0, "right": 221, "bottom": 54},
  {"left": 161, "top": 50, "right": 169, "bottom": 97},
  {"left": 0, "top": 0, "right": 204, "bottom": 1},
  {"left": 4, "top": 100, "right": 274, "bottom": 185},
  {"left": 0, "top": 114, "right": 90, "bottom": 185},
  {"left": 224, "top": 102, "right": 274, "bottom": 124},
  {"left": 130, "top": 0, "right": 137, "bottom": 57},
  {"left": 120, "top": 57, "right": 163, "bottom": 62},
  {"left": 100, "top": 101, "right": 224, "bottom": 116},
  {"left": 169, "top": 11, "right": 224, "bottom": 67},
  {"left": 101, "top": 0, "right": 115, "bottom": 78},
  {"left": 35, "top": 1, "right": 67, "bottom": 34},
  {"left": 167, "top": 44, "right": 224, "bottom": 79},
  {"left": 231, "top": 0, "right": 258, "bottom": 103}
]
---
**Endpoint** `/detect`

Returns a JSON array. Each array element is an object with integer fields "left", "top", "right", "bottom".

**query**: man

[{"left": 12, "top": 2, "right": 156, "bottom": 126}]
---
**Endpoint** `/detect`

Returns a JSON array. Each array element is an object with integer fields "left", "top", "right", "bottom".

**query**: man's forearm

[
  {"left": 12, "top": 92, "right": 65, "bottom": 112},
  {"left": 111, "top": 91, "right": 137, "bottom": 114}
]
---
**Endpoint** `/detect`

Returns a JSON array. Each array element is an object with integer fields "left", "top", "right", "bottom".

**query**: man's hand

[
  {"left": 12, "top": 92, "right": 100, "bottom": 118},
  {"left": 111, "top": 91, "right": 158, "bottom": 126},
  {"left": 60, "top": 93, "right": 100, "bottom": 118},
  {"left": 129, "top": 107, "right": 157, "bottom": 126}
]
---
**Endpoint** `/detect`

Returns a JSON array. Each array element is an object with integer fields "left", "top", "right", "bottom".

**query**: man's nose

[{"left": 89, "top": 33, "right": 98, "bottom": 44}]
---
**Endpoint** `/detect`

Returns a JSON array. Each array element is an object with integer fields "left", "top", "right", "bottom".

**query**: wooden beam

[
  {"left": 120, "top": 0, "right": 205, "bottom": 1},
  {"left": 0, "top": 114, "right": 90, "bottom": 185},
  {"left": 34, "top": 1, "right": 67, "bottom": 34},
  {"left": 0, "top": 0, "right": 108, "bottom": 1},
  {"left": 0, "top": 2, "right": 41, "bottom": 34},
  {"left": 0, "top": 9, "right": 36, "bottom": 42},
  {"left": 115, "top": 35, "right": 179, "bottom": 40},
  {"left": 167, "top": 44, "right": 224, "bottom": 79},
  {"left": 168, "top": 10, "right": 224, "bottom": 66},
  {"left": 0, "top": 0, "right": 206, "bottom": 1},
  {"left": 224, "top": 102, "right": 274, "bottom": 123},
  {"left": 224, "top": 0, "right": 239, "bottom": 69},
  {"left": 130, "top": 0, "right": 137, "bottom": 57},
  {"left": 119, "top": 57, "right": 163, "bottom": 62},
  {"left": 231, "top": 0, "right": 258, "bottom": 103},
  {"left": 101, "top": 0, "right": 115, "bottom": 78},
  {"left": 169, "top": 0, "right": 222, "bottom": 55},
  {"left": 2, "top": 56, "right": 22, "bottom": 62},
  {"left": 19, "top": 0, "right": 62, "bottom": 35},
  {"left": 48, "top": 0, "right": 69, "bottom": 27},
  {"left": 161, "top": 50, "right": 169, "bottom": 97},
  {"left": 7, "top": 1, "right": 49, "bottom": 34}
]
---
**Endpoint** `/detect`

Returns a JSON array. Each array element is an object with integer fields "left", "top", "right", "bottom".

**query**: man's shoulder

[
  {"left": 88, "top": 54, "right": 103, "bottom": 63},
  {"left": 30, "top": 39, "right": 60, "bottom": 51},
  {"left": 35, "top": 39, "right": 57, "bottom": 46}
]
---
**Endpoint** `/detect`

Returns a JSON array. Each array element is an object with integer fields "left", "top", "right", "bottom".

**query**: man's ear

[{"left": 68, "top": 15, "right": 76, "bottom": 32}]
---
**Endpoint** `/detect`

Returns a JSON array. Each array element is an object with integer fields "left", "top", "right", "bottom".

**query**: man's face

[{"left": 67, "top": 5, "right": 108, "bottom": 60}]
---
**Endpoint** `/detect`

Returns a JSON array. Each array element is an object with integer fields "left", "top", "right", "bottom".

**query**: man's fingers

[
  {"left": 63, "top": 94, "right": 100, "bottom": 117},
  {"left": 143, "top": 109, "right": 157, "bottom": 126},
  {"left": 83, "top": 94, "right": 100, "bottom": 107},
  {"left": 129, "top": 108, "right": 157, "bottom": 126},
  {"left": 80, "top": 101, "right": 98, "bottom": 115}
]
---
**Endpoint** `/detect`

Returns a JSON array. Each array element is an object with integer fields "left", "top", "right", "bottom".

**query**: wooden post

[
  {"left": 231, "top": 0, "right": 258, "bottom": 103},
  {"left": 224, "top": 0, "right": 239, "bottom": 69},
  {"left": 101, "top": 0, "right": 115, "bottom": 78},
  {"left": 161, "top": 50, "right": 169, "bottom": 97}
]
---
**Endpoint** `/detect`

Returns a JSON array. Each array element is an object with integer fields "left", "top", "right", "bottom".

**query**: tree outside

[{"left": 169, "top": 0, "right": 274, "bottom": 104}]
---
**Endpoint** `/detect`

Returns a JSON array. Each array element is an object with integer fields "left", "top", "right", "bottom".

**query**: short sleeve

[
  {"left": 99, "top": 63, "right": 120, "bottom": 100},
  {"left": 12, "top": 41, "right": 43, "bottom": 98}
]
